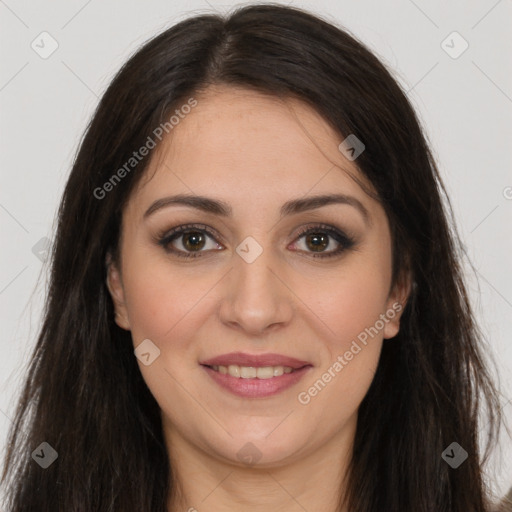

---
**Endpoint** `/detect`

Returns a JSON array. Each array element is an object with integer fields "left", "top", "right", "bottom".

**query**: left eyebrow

[
  {"left": 143, "top": 193, "right": 371, "bottom": 226},
  {"left": 279, "top": 193, "right": 371, "bottom": 226}
]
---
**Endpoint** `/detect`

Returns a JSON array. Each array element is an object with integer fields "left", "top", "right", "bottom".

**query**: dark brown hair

[{"left": 1, "top": 3, "right": 503, "bottom": 511}]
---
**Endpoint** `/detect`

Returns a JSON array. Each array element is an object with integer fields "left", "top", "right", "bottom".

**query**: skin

[{"left": 107, "top": 85, "right": 410, "bottom": 512}]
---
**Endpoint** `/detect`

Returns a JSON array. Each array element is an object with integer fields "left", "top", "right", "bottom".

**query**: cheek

[
  {"left": 295, "top": 270, "right": 388, "bottom": 424},
  {"left": 121, "top": 252, "right": 216, "bottom": 353},
  {"left": 303, "top": 257, "right": 392, "bottom": 354},
  {"left": 120, "top": 256, "right": 211, "bottom": 412},
  {"left": 292, "top": 252, "right": 391, "bottom": 413}
]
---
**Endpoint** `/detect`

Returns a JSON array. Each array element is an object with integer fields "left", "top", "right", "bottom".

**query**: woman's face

[{"left": 107, "top": 86, "right": 409, "bottom": 468}]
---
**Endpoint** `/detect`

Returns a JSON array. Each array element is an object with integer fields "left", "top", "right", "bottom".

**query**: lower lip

[{"left": 202, "top": 365, "right": 312, "bottom": 398}]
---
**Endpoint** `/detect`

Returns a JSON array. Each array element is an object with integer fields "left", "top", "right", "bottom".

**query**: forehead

[{"left": 127, "top": 86, "right": 376, "bottom": 217}]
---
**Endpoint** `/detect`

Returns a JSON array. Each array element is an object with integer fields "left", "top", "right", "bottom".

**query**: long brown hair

[{"left": 1, "top": 4, "right": 503, "bottom": 511}]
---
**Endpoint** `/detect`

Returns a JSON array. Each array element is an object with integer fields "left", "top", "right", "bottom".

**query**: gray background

[{"left": 1, "top": 0, "right": 511, "bottom": 502}]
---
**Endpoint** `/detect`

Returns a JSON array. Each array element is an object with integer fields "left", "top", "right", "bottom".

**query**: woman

[{"left": 1, "top": 4, "right": 505, "bottom": 511}]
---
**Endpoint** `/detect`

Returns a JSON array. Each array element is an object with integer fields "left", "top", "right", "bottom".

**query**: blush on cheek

[
  {"left": 122, "top": 265, "right": 185, "bottom": 337},
  {"left": 308, "top": 285, "right": 389, "bottom": 352}
]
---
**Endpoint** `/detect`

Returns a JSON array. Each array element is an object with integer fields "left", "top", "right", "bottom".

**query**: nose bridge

[{"left": 219, "top": 235, "right": 293, "bottom": 334}]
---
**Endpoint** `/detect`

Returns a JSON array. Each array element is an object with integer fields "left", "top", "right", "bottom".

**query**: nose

[{"left": 218, "top": 241, "right": 294, "bottom": 336}]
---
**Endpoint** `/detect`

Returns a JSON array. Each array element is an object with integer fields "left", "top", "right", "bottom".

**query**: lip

[
  {"left": 202, "top": 364, "right": 313, "bottom": 398},
  {"left": 200, "top": 352, "right": 312, "bottom": 369}
]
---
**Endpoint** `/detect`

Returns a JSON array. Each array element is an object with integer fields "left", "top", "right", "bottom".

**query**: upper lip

[{"left": 200, "top": 352, "right": 312, "bottom": 369}]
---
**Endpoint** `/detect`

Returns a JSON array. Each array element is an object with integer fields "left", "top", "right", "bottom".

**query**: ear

[
  {"left": 383, "top": 270, "right": 412, "bottom": 340},
  {"left": 105, "top": 253, "right": 131, "bottom": 330}
]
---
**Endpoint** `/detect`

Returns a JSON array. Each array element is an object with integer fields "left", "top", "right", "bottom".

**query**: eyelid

[{"left": 157, "top": 223, "right": 225, "bottom": 244}]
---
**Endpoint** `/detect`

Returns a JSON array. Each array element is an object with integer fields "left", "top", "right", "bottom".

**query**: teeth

[{"left": 209, "top": 364, "right": 296, "bottom": 379}]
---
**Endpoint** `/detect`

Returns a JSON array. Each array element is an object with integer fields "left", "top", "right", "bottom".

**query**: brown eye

[
  {"left": 292, "top": 224, "right": 355, "bottom": 259},
  {"left": 157, "top": 224, "right": 223, "bottom": 258},
  {"left": 304, "top": 232, "right": 330, "bottom": 252},
  {"left": 182, "top": 231, "right": 206, "bottom": 251}
]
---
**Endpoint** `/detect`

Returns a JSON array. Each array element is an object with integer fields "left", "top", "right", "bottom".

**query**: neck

[{"left": 164, "top": 417, "right": 355, "bottom": 512}]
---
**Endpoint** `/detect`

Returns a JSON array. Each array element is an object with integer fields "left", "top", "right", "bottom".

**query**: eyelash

[{"left": 156, "top": 223, "right": 355, "bottom": 259}]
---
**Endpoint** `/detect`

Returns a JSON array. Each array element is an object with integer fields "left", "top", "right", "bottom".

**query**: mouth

[
  {"left": 200, "top": 351, "right": 312, "bottom": 370},
  {"left": 202, "top": 363, "right": 306, "bottom": 378},
  {"left": 199, "top": 353, "right": 313, "bottom": 398}
]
